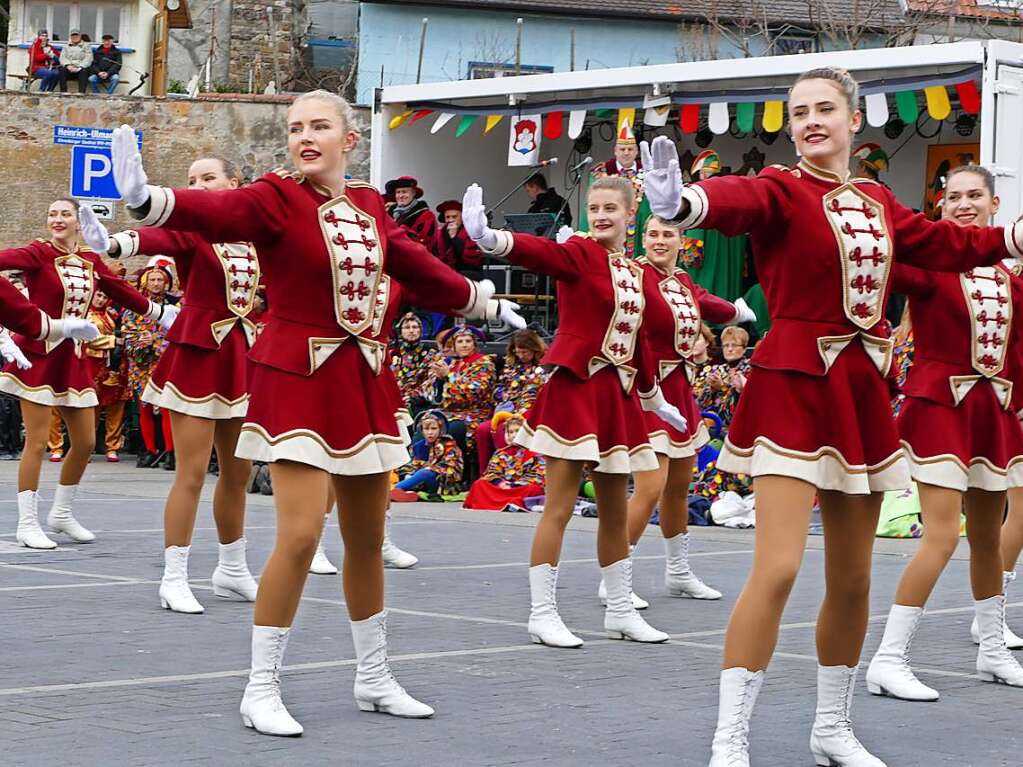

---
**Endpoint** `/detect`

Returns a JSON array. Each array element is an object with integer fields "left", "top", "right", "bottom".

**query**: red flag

[
  {"left": 955, "top": 81, "right": 981, "bottom": 115},
  {"left": 409, "top": 109, "right": 433, "bottom": 123},
  {"left": 680, "top": 104, "right": 700, "bottom": 134},
  {"left": 544, "top": 111, "right": 564, "bottom": 140}
]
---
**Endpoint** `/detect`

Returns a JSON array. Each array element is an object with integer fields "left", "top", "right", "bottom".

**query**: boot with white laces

[
  {"left": 527, "top": 563, "right": 584, "bottom": 648},
  {"left": 865, "top": 605, "right": 939, "bottom": 701},
  {"left": 159, "top": 545, "right": 205, "bottom": 614},
  {"left": 708, "top": 667, "right": 764, "bottom": 767},
  {"left": 971, "top": 572, "right": 1023, "bottom": 650},
  {"left": 16, "top": 489, "right": 56, "bottom": 549},
  {"left": 381, "top": 511, "right": 418, "bottom": 569},
  {"left": 597, "top": 544, "right": 647, "bottom": 609},
  {"left": 212, "top": 537, "right": 259, "bottom": 601},
  {"left": 46, "top": 484, "right": 95, "bottom": 542},
  {"left": 975, "top": 594, "right": 1023, "bottom": 687},
  {"left": 603, "top": 558, "right": 669, "bottom": 643},
  {"left": 665, "top": 532, "right": 721, "bottom": 599},
  {"left": 239, "top": 625, "right": 303, "bottom": 736},
  {"left": 809, "top": 664, "right": 887, "bottom": 767},
  {"left": 309, "top": 513, "right": 338, "bottom": 575},
  {"left": 351, "top": 610, "right": 434, "bottom": 717}
]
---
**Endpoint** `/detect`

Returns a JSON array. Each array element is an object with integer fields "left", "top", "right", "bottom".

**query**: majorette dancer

[
  {"left": 109, "top": 90, "right": 523, "bottom": 737},
  {"left": 82, "top": 157, "right": 264, "bottom": 615},
  {"left": 641, "top": 67, "right": 1023, "bottom": 767},
  {"left": 596, "top": 215, "right": 754, "bottom": 610},
  {"left": 462, "top": 175, "right": 688, "bottom": 648},
  {"left": 0, "top": 197, "right": 175, "bottom": 550},
  {"left": 866, "top": 165, "right": 1023, "bottom": 700}
]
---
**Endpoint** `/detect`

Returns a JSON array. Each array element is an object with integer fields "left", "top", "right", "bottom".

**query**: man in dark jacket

[
  {"left": 88, "top": 34, "right": 122, "bottom": 94},
  {"left": 524, "top": 173, "right": 572, "bottom": 228}
]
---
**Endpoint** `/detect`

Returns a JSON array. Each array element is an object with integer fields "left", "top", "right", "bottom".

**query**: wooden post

[
  {"left": 416, "top": 17, "right": 428, "bottom": 84},
  {"left": 570, "top": 28, "right": 575, "bottom": 72},
  {"left": 516, "top": 17, "right": 522, "bottom": 75}
]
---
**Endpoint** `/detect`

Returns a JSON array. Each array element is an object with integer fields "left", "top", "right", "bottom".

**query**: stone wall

[
  {"left": 0, "top": 90, "right": 371, "bottom": 273},
  {"left": 226, "top": 0, "right": 300, "bottom": 92}
]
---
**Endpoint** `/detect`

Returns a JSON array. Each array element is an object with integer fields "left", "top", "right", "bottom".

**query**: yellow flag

[
  {"left": 762, "top": 101, "right": 784, "bottom": 133},
  {"left": 617, "top": 108, "right": 637, "bottom": 140},
  {"left": 924, "top": 86, "right": 951, "bottom": 121},
  {"left": 484, "top": 114, "right": 504, "bottom": 134},
  {"left": 389, "top": 110, "right": 413, "bottom": 130}
]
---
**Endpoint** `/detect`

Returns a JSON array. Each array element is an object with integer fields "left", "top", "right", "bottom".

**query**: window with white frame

[{"left": 22, "top": 2, "right": 126, "bottom": 44}]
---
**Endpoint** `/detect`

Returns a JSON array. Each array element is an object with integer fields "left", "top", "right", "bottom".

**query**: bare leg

[
  {"left": 529, "top": 457, "right": 584, "bottom": 566},
  {"left": 625, "top": 456, "right": 669, "bottom": 545},
  {"left": 1001, "top": 488, "right": 1023, "bottom": 572},
  {"left": 892, "top": 482, "right": 962, "bottom": 607},
  {"left": 592, "top": 471, "right": 629, "bottom": 567},
  {"left": 18, "top": 400, "right": 51, "bottom": 491},
  {"left": 212, "top": 418, "right": 250, "bottom": 544},
  {"left": 163, "top": 412, "right": 216, "bottom": 547},
  {"left": 965, "top": 488, "right": 1007, "bottom": 601},
  {"left": 722, "top": 475, "right": 815, "bottom": 671},
  {"left": 55, "top": 405, "right": 96, "bottom": 486},
  {"left": 332, "top": 472, "right": 390, "bottom": 621},
  {"left": 253, "top": 461, "right": 329, "bottom": 627},
  {"left": 658, "top": 455, "right": 696, "bottom": 539}
]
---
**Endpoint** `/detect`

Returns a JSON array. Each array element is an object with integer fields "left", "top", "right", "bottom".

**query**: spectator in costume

[
  {"left": 389, "top": 311, "right": 440, "bottom": 415},
  {"left": 464, "top": 413, "right": 545, "bottom": 511},
  {"left": 682, "top": 150, "right": 749, "bottom": 302},
  {"left": 432, "top": 324, "right": 497, "bottom": 458},
  {"left": 585, "top": 120, "right": 649, "bottom": 256},
  {"left": 524, "top": 173, "right": 572, "bottom": 228},
  {"left": 390, "top": 410, "right": 464, "bottom": 501},
  {"left": 386, "top": 176, "right": 437, "bottom": 248},
  {"left": 694, "top": 325, "right": 751, "bottom": 429},
  {"left": 853, "top": 142, "right": 890, "bottom": 183},
  {"left": 84, "top": 290, "right": 128, "bottom": 461},
  {"left": 434, "top": 200, "right": 483, "bottom": 276}
]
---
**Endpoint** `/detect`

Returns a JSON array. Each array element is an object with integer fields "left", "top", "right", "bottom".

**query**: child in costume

[
  {"left": 464, "top": 412, "right": 545, "bottom": 510},
  {"left": 391, "top": 410, "right": 464, "bottom": 501}
]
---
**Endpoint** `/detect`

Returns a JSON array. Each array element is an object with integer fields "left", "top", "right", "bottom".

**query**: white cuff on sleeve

[
  {"left": 1005, "top": 215, "right": 1023, "bottom": 260},
  {"left": 111, "top": 231, "right": 140, "bottom": 258},
  {"left": 638, "top": 385, "right": 667, "bottom": 412},
  {"left": 672, "top": 185, "right": 709, "bottom": 230},
  {"left": 36, "top": 312, "right": 65, "bottom": 343},
  {"left": 133, "top": 186, "right": 176, "bottom": 227},
  {"left": 480, "top": 229, "right": 514, "bottom": 258},
  {"left": 144, "top": 300, "right": 166, "bottom": 322}
]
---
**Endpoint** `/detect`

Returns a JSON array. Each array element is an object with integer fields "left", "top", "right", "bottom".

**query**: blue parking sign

[{"left": 70, "top": 146, "right": 122, "bottom": 200}]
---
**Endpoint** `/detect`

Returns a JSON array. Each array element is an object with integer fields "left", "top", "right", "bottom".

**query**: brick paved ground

[{"left": 0, "top": 460, "right": 1020, "bottom": 766}]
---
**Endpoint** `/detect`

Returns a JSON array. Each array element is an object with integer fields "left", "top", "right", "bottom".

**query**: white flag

[
  {"left": 508, "top": 113, "right": 542, "bottom": 167},
  {"left": 643, "top": 94, "right": 671, "bottom": 127},
  {"left": 568, "top": 110, "right": 587, "bottom": 139},
  {"left": 865, "top": 94, "right": 889, "bottom": 128}
]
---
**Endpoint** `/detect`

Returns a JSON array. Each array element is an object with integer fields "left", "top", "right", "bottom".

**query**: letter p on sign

[{"left": 70, "top": 146, "right": 122, "bottom": 200}]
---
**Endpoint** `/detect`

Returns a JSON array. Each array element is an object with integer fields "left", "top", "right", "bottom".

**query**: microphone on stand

[
  {"left": 569, "top": 156, "right": 594, "bottom": 173},
  {"left": 530, "top": 158, "right": 559, "bottom": 169}
]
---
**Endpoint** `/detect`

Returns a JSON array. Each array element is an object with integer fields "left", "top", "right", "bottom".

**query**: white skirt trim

[
  {"left": 514, "top": 423, "right": 658, "bottom": 475},
  {"left": 901, "top": 440, "right": 1023, "bottom": 493},
  {"left": 236, "top": 422, "right": 410, "bottom": 476},
  {"left": 648, "top": 421, "right": 710, "bottom": 459},
  {"left": 0, "top": 373, "right": 97, "bottom": 408},
  {"left": 142, "top": 380, "right": 249, "bottom": 420}
]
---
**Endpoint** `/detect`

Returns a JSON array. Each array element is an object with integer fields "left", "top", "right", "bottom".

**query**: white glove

[
  {"left": 79, "top": 204, "right": 110, "bottom": 254},
  {"left": 654, "top": 402, "right": 687, "bottom": 433},
  {"left": 555, "top": 225, "right": 573, "bottom": 244},
  {"left": 0, "top": 333, "right": 31, "bottom": 370},
  {"left": 159, "top": 303, "right": 180, "bottom": 332},
  {"left": 111, "top": 125, "right": 149, "bottom": 208},
  {"left": 498, "top": 299, "right": 526, "bottom": 329},
  {"left": 462, "top": 184, "right": 498, "bottom": 251},
  {"left": 733, "top": 297, "right": 757, "bottom": 325},
  {"left": 62, "top": 318, "right": 101, "bottom": 342},
  {"left": 640, "top": 136, "right": 685, "bottom": 220}
]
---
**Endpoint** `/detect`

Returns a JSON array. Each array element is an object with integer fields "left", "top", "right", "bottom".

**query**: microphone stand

[{"left": 489, "top": 164, "right": 556, "bottom": 226}]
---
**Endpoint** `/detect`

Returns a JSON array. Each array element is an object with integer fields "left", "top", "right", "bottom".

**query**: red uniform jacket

[
  {"left": 0, "top": 240, "right": 151, "bottom": 354},
  {"left": 892, "top": 262, "right": 1023, "bottom": 411},
  {"left": 676, "top": 159, "right": 1021, "bottom": 379},
  {"left": 112, "top": 229, "right": 260, "bottom": 350},
  {"left": 0, "top": 276, "right": 50, "bottom": 339},
  {"left": 135, "top": 172, "right": 483, "bottom": 378},
  {"left": 485, "top": 230, "right": 659, "bottom": 400},
  {"left": 636, "top": 259, "right": 737, "bottom": 384},
  {"left": 435, "top": 226, "right": 483, "bottom": 270}
]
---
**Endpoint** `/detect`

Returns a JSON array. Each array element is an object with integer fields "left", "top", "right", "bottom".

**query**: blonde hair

[
  {"left": 789, "top": 67, "right": 860, "bottom": 113},
  {"left": 721, "top": 325, "right": 750, "bottom": 348},
  {"left": 589, "top": 175, "right": 635, "bottom": 210},
  {"left": 645, "top": 215, "right": 683, "bottom": 233},
  {"left": 291, "top": 90, "right": 360, "bottom": 135}
]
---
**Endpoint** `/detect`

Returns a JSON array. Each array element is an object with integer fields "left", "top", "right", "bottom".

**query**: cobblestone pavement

[{"left": 0, "top": 460, "right": 1020, "bottom": 766}]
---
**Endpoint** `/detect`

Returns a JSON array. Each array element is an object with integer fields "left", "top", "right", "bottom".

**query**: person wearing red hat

[
  {"left": 434, "top": 199, "right": 483, "bottom": 275},
  {"left": 386, "top": 176, "right": 437, "bottom": 249}
]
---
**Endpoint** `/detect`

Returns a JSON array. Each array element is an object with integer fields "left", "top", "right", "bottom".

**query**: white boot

[
  {"left": 212, "top": 538, "right": 259, "bottom": 601},
  {"left": 665, "top": 532, "right": 721, "bottom": 599},
  {"left": 809, "top": 664, "right": 887, "bottom": 767},
  {"left": 351, "top": 610, "right": 433, "bottom": 717},
  {"left": 865, "top": 605, "right": 939, "bottom": 701},
  {"left": 975, "top": 594, "right": 1023, "bottom": 686},
  {"left": 381, "top": 511, "right": 418, "bottom": 569},
  {"left": 309, "top": 513, "right": 338, "bottom": 575},
  {"left": 971, "top": 572, "right": 1023, "bottom": 650},
  {"left": 597, "top": 544, "right": 647, "bottom": 609},
  {"left": 708, "top": 667, "right": 764, "bottom": 767},
  {"left": 239, "top": 625, "right": 303, "bottom": 736},
  {"left": 46, "top": 484, "right": 94, "bottom": 542},
  {"left": 603, "top": 558, "right": 669, "bottom": 643},
  {"left": 159, "top": 545, "right": 205, "bottom": 614},
  {"left": 16, "top": 490, "right": 56, "bottom": 549},
  {"left": 527, "top": 563, "right": 584, "bottom": 648}
]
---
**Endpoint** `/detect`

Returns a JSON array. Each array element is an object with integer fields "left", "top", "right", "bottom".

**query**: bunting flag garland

[
  {"left": 431, "top": 112, "right": 456, "bottom": 134},
  {"left": 894, "top": 91, "right": 919, "bottom": 123},
  {"left": 544, "top": 111, "right": 565, "bottom": 140},
  {"left": 735, "top": 102, "right": 755, "bottom": 133},
  {"left": 923, "top": 86, "right": 952, "bottom": 120},
  {"left": 865, "top": 93, "right": 889, "bottom": 128},
  {"left": 389, "top": 110, "right": 413, "bottom": 130},
  {"left": 955, "top": 81, "right": 981, "bottom": 114},
  {"left": 409, "top": 109, "right": 433, "bottom": 124},
  {"left": 762, "top": 101, "right": 783, "bottom": 133},
  {"left": 455, "top": 114, "right": 479, "bottom": 138},
  {"left": 594, "top": 109, "right": 614, "bottom": 118},
  {"left": 568, "top": 110, "right": 587, "bottom": 139},
  {"left": 679, "top": 104, "right": 700, "bottom": 134},
  {"left": 708, "top": 102, "right": 729, "bottom": 135},
  {"left": 484, "top": 114, "right": 504, "bottom": 134},
  {"left": 644, "top": 105, "right": 670, "bottom": 127}
]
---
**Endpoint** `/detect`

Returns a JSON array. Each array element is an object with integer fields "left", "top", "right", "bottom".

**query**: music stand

[{"left": 503, "top": 213, "right": 559, "bottom": 238}]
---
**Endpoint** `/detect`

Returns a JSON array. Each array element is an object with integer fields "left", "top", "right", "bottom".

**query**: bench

[{"left": 11, "top": 72, "right": 133, "bottom": 93}]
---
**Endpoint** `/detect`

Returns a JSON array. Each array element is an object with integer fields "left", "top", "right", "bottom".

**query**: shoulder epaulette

[
  {"left": 33, "top": 237, "right": 47, "bottom": 244},
  {"left": 852, "top": 176, "right": 880, "bottom": 186},
  {"left": 270, "top": 167, "right": 302, "bottom": 181},
  {"left": 345, "top": 179, "right": 378, "bottom": 192},
  {"left": 573, "top": 231, "right": 594, "bottom": 240}
]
